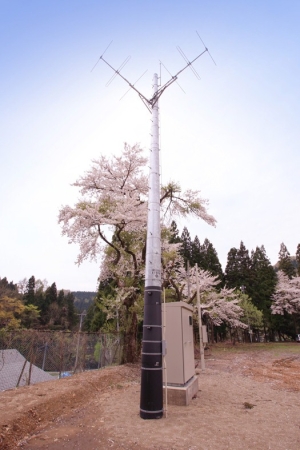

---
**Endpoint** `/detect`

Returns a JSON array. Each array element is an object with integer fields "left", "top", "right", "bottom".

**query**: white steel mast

[
  {"left": 97, "top": 40, "right": 212, "bottom": 419},
  {"left": 140, "top": 73, "right": 163, "bottom": 419}
]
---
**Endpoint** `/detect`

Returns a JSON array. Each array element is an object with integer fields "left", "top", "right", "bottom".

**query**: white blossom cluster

[
  {"left": 271, "top": 271, "right": 300, "bottom": 315},
  {"left": 59, "top": 143, "right": 249, "bottom": 329}
]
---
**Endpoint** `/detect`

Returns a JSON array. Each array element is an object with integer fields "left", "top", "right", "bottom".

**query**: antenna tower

[{"left": 96, "top": 38, "right": 212, "bottom": 419}]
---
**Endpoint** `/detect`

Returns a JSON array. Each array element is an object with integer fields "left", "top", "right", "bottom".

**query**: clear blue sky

[{"left": 1, "top": 1, "right": 299, "bottom": 291}]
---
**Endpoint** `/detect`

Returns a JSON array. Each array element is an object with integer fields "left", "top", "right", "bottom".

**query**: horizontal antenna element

[
  {"left": 106, "top": 56, "right": 131, "bottom": 87},
  {"left": 91, "top": 40, "right": 113, "bottom": 72},
  {"left": 196, "top": 31, "right": 217, "bottom": 66},
  {"left": 176, "top": 46, "right": 201, "bottom": 80}
]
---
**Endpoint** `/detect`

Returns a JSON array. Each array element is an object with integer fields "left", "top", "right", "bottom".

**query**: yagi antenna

[
  {"left": 176, "top": 46, "right": 201, "bottom": 80},
  {"left": 106, "top": 55, "right": 131, "bottom": 87},
  {"left": 196, "top": 31, "right": 217, "bottom": 66},
  {"left": 159, "top": 60, "right": 186, "bottom": 94},
  {"left": 120, "top": 69, "right": 148, "bottom": 101},
  {"left": 91, "top": 40, "right": 113, "bottom": 72},
  {"left": 97, "top": 45, "right": 209, "bottom": 112}
]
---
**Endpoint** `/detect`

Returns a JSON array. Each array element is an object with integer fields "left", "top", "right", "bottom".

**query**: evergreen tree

[
  {"left": 84, "top": 280, "right": 114, "bottom": 332},
  {"left": 57, "top": 289, "right": 65, "bottom": 307},
  {"left": 0, "top": 277, "right": 18, "bottom": 297},
  {"left": 191, "top": 235, "right": 202, "bottom": 267},
  {"left": 225, "top": 241, "right": 251, "bottom": 292},
  {"left": 278, "top": 243, "right": 295, "bottom": 278},
  {"left": 24, "top": 276, "right": 35, "bottom": 305},
  {"left": 225, "top": 247, "right": 238, "bottom": 287},
  {"left": 179, "top": 227, "right": 192, "bottom": 267},
  {"left": 45, "top": 283, "right": 58, "bottom": 304},
  {"left": 65, "top": 292, "right": 77, "bottom": 329},
  {"left": 169, "top": 221, "right": 181, "bottom": 244},
  {"left": 249, "top": 246, "right": 277, "bottom": 333},
  {"left": 296, "top": 244, "right": 300, "bottom": 276},
  {"left": 39, "top": 282, "right": 58, "bottom": 325},
  {"left": 200, "top": 238, "right": 224, "bottom": 281}
]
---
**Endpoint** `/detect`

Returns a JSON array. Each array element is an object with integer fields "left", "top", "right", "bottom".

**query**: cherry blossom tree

[
  {"left": 271, "top": 271, "right": 300, "bottom": 315},
  {"left": 161, "top": 244, "right": 247, "bottom": 340},
  {"left": 59, "top": 143, "right": 216, "bottom": 361}
]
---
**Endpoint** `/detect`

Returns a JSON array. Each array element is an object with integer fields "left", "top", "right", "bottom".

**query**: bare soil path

[{"left": 1, "top": 343, "right": 300, "bottom": 450}]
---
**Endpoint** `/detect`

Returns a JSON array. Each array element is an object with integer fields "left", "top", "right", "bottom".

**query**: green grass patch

[{"left": 208, "top": 342, "right": 300, "bottom": 356}]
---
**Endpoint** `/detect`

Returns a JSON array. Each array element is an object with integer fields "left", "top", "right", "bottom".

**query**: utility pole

[
  {"left": 240, "top": 285, "right": 252, "bottom": 343},
  {"left": 196, "top": 264, "right": 205, "bottom": 370},
  {"left": 97, "top": 38, "right": 213, "bottom": 419},
  {"left": 74, "top": 310, "right": 86, "bottom": 373}
]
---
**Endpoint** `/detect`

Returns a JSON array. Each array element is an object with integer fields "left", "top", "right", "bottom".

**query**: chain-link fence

[{"left": 0, "top": 330, "right": 123, "bottom": 390}]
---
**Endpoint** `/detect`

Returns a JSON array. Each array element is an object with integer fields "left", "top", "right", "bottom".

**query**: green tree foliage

[
  {"left": 180, "top": 226, "right": 192, "bottom": 267},
  {"left": 24, "top": 276, "right": 35, "bottom": 305},
  {"left": 83, "top": 280, "right": 114, "bottom": 332},
  {"left": 168, "top": 221, "right": 181, "bottom": 244},
  {"left": 277, "top": 243, "right": 295, "bottom": 278},
  {"left": 238, "top": 294, "right": 263, "bottom": 329},
  {"left": 0, "top": 296, "right": 24, "bottom": 329},
  {"left": 199, "top": 238, "right": 223, "bottom": 282},
  {"left": 65, "top": 292, "right": 77, "bottom": 329},
  {"left": 191, "top": 235, "right": 202, "bottom": 267},
  {"left": 0, "top": 277, "right": 24, "bottom": 329},
  {"left": 249, "top": 246, "right": 277, "bottom": 324},
  {"left": 20, "top": 304, "right": 40, "bottom": 328},
  {"left": 0, "top": 277, "right": 18, "bottom": 292},
  {"left": 45, "top": 282, "right": 58, "bottom": 304},
  {"left": 225, "top": 241, "right": 252, "bottom": 292}
]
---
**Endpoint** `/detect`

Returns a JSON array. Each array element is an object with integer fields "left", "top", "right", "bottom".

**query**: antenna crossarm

[
  {"left": 150, "top": 77, "right": 177, "bottom": 106},
  {"left": 99, "top": 46, "right": 208, "bottom": 110},
  {"left": 139, "top": 94, "right": 152, "bottom": 113},
  {"left": 150, "top": 48, "right": 208, "bottom": 106},
  {"left": 100, "top": 55, "right": 151, "bottom": 106},
  {"left": 174, "top": 48, "right": 207, "bottom": 79}
]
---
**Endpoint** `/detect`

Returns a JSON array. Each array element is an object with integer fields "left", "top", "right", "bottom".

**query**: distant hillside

[{"left": 72, "top": 291, "right": 97, "bottom": 312}]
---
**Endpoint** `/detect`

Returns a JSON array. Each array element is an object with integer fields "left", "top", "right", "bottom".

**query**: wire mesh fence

[{"left": 0, "top": 329, "right": 123, "bottom": 390}]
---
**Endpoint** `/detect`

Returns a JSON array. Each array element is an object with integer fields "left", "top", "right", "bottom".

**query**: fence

[{"left": 0, "top": 329, "right": 123, "bottom": 389}]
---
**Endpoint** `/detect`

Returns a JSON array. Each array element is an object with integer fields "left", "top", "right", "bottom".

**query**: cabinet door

[{"left": 182, "top": 308, "right": 195, "bottom": 383}]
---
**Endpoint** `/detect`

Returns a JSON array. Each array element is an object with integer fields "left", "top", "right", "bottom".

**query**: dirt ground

[{"left": 1, "top": 343, "right": 300, "bottom": 450}]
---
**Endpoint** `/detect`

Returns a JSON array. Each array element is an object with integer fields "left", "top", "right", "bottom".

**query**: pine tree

[
  {"left": 180, "top": 227, "right": 192, "bottom": 267},
  {"left": 225, "top": 241, "right": 251, "bottom": 291},
  {"left": 0, "top": 277, "right": 18, "bottom": 297},
  {"left": 65, "top": 292, "right": 77, "bottom": 329},
  {"left": 191, "top": 235, "right": 202, "bottom": 267},
  {"left": 24, "top": 276, "right": 35, "bottom": 305},
  {"left": 169, "top": 221, "right": 181, "bottom": 244},
  {"left": 278, "top": 243, "right": 295, "bottom": 278},
  {"left": 45, "top": 283, "right": 57, "bottom": 304},
  {"left": 57, "top": 289, "right": 65, "bottom": 307},
  {"left": 249, "top": 246, "right": 276, "bottom": 319},
  {"left": 200, "top": 238, "right": 224, "bottom": 281},
  {"left": 225, "top": 247, "right": 238, "bottom": 287}
]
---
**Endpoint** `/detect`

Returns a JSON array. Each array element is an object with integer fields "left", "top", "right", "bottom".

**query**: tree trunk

[{"left": 123, "top": 311, "right": 138, "bottom": 363}]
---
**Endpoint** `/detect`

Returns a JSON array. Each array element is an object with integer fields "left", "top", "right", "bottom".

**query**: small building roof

[{"left": 0, "top": 349, "right": 54, "bottom": 392}]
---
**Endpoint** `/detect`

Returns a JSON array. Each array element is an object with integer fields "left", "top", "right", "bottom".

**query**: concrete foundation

[{"left": 163, "top": 375, "right": 199, "bottom": 406}]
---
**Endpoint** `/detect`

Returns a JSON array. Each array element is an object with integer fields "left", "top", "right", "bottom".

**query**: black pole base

[
  {"left": 140, "top": 409, "right": 163, "bottom": 420},
  {"left": 140, "top": 286, "right": 163, "bottom": 420}
]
